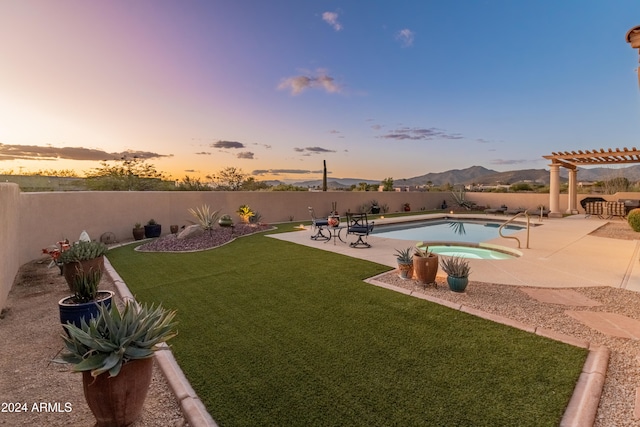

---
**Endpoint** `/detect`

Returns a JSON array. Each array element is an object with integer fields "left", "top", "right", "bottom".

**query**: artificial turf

[{"left": 107, "top": 224, "right": 588, "bottom": 427}]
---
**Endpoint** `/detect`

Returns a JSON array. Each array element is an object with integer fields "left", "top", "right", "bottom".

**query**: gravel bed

[{"left": 136, "top": 223, "right": 273, "bottom": 252}]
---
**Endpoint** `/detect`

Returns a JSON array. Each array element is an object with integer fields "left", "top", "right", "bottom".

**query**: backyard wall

[{"left": 6, "top": 187, "right": 632, "bottom": 310}]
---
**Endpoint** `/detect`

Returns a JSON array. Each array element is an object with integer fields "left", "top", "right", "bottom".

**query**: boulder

[{"left": 177, "top": 224, "right": 204, "bottom": 240}]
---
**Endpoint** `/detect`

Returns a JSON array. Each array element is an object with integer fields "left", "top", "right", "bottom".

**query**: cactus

[{"left": 440, "top": 256, "right": 471, "bottom": 278}]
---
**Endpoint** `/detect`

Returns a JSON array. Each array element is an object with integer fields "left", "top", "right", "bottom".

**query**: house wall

[{"left": 3, "top": 187, "right": 635, "bottom": 310}]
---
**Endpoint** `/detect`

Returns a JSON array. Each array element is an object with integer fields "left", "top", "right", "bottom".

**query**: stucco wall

[
  {"left": 5, "top": 188, "right": 637, "bottom": 309},
  {"left": 0, "top": 183, "right": 20, "bottom": 310}
]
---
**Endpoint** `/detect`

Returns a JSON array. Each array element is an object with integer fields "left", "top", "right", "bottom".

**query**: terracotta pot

[
  {"left": 413, "top": 254, "right": 438, "bottom": 285},
  {"left": 132, "top": 228, "right": 145, "bottom": 241},
  {"left": 397, "top": 261, "right": 413, "bottom": 280},
  {"left": 82, "top": 357, "right": 154, "bottom": 427},
  {"left": 63, "top": 256, "right": 105, "bottom": 291}
]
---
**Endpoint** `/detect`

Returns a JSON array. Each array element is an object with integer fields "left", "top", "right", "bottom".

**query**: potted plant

[
  {"left": 394, "top": 247, "right": 414, "bottom": 279},
  {"left": 413, "top": 245, "right": 438, "bottom": 287},
  {"left": 59, "top": 241, "right": 108, "bottom": 291},
  {"left": 58, "top": 268, "right": 114, "bottom": 330},
  {"left": 403, "top": 202, "right": 411, "bottom": 212},
  {"left": 236, "top": 204, "right": 255, "bottom": 224},
  {"left": 328, "top": 202, "right": 340, "bottom": 226},
  {"left": 57, "top": 301, "right": 177, "bottom": 427},
  {"left": 369, "top": 200, "right": 380, "bottom": 215},
  {"left": 440, "top": 256, "right": 471, "bottom": 293},
  {"left": 132, "top": 223, "right": 145, "bottom": 241},
  {"left": 218, "top": 214, "right": 233, "bottom": 227},
  {"left": 144, "top": 219, "right": 162, "bottom": 238}
]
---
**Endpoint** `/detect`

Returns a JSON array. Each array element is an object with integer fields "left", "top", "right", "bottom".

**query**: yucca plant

[
  {"left": 59, "top": 241, "right": 108, "bottom": 264},
  {"left": 59, "top": 301, "right": 178, "bottom": 378},
  {"left": 440, "top": 256, "right": 471, "bottom": 278},
  {"left": 188, "top": 204, "right": 220, "bottom": 233}
]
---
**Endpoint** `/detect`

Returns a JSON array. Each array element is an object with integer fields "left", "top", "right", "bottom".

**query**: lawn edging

[
  {"left": 104, "top": 257, "right": 219, "bottom": 427},
  {"left": 365, "top": 273, "right": 610, "bottom": 427}
]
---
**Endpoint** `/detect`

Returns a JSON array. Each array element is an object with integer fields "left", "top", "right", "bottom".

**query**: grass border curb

[
  {"left": 104, "top": 257, "right": 219, "bottom": 427},
  {"left": 365, "top": 273, "right": 610, "bottom": 427}
]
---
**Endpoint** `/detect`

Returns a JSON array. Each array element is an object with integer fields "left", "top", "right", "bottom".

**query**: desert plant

[
  {"left": 236, "top": 204, "right": 255, "bottom": 223},
  {"left": 394, "top": 247, "right": 413, "bottom": 263},
  {"left": 70, "top": 268, "right": 102, "bottom": 303},
  {"left": 250, "top": 211, "right": 263, "bottom": 224},
  {"left": 440, "top": 256, "right": 471, "bottom": 278},
  {"left": 134, "top": 222, "right": 142, "bottom": 229},
  {"left": 147, "top": 218, "right": 157, "bottom": 226},
  {"left": 188, "top": 204, "right": 220, "bottom": 233},
  {"left": 58, "top": 301, "right": 178, "bottom": 378},
  {"left": 414, "top": 246, "right": 432, "bottom": 258},
  {"left": 59, "top": 241, "right": 108, "bottom": 264},
  {"left": 628, "top": 208, "right": 640, "bottom": 232}
]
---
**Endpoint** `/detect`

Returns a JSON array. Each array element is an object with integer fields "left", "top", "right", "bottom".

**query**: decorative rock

[{"left": 177, "top": 225, "right": 204, "bottom": 240}]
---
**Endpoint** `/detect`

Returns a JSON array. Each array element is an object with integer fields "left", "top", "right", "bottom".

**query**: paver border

[{"left": 365, "top": 273, "right": 610, "bottom": 427}]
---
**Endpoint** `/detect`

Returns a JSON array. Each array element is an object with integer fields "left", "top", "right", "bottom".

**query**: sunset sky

[{"left": 1, "top": 1, "right": 640, "bottom": 183}]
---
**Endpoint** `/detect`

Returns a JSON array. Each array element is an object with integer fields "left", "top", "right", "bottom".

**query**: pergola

[{"left": 542, "top": 147, "right": 640, "bottom": 217}]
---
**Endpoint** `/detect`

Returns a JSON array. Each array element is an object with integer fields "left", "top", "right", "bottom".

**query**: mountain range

[{"left": 284, "top": 165, "right": 640, "bottom": 189}]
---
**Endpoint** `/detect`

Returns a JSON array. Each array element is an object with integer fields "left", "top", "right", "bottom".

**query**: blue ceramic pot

[{"left": 447, "top": 276, "right": 469, "bottom": 293}]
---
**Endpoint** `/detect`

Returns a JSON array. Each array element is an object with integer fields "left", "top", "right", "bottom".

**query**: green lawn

[{"left": 107, "top": 224, "right": 587, "bottom": 427}]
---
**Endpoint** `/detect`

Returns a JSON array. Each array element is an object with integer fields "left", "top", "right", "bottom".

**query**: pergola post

[
  {"left": 566, "top": 168, "right": 578, "bottom": 214},
  {"left": 548, "top": 163, "right": 562, "bottom": 218}
]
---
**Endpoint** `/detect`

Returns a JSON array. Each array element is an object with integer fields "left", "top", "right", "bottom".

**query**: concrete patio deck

[{"left": 270, "top": 213, "right": 640, "bottom": 292}]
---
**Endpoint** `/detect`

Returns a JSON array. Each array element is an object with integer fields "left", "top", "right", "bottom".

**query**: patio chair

[
  {"left": 585, "top": 201, "right": 605, "bottom": 219},
  {"left": 606, "top": 201, "right": 626, "bottom": 219},
  {"left": 308, "top": 207, "right": 330, "bottom": 241},
  {"left": 346, "top": 212, "right": 374, "bottom": 248}
]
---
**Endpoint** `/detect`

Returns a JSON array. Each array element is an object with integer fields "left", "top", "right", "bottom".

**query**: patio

[{"left": 270, "top": 213, "right": 640, "bottom": 291}]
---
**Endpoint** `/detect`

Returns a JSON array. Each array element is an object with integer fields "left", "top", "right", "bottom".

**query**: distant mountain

[
  {"left": 400, "top": 166, "right": 498, "bottom": 186},
  {"left": 291, "top": 178, "right": 380, "bottom": 189}
]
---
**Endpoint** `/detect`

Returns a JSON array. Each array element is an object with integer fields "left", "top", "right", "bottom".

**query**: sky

[{"left": 1, "top": 1, "right": 640, "bottom": 183}]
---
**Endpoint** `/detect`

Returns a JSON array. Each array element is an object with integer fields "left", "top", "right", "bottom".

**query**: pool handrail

[{"left": 499, "top": 211, "right": 530, "bottom": 249}]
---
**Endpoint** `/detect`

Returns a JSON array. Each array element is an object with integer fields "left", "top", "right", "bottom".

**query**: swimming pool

[
  {"left": 372, "top": 219, "right": 525, "bottom": 243},
  {"left": 418, "top": 243, "right": 520, "bottom": 260}
]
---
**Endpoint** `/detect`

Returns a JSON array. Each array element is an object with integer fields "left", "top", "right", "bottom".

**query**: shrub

[{"left": 628, "top": 208, "right": 640, "bottom": 232}]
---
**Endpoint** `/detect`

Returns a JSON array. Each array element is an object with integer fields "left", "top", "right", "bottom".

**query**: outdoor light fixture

[{"left": 625, "top": 25, "right": 640, "bottom": 87}]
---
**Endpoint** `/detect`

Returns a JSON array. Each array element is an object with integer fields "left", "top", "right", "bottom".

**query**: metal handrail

[{"left": 498, "top": 211, "right": 530, "bottom": 249}]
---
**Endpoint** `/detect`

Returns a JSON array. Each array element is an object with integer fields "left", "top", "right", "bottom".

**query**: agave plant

[
  {"left": 394, "top": 247, "right": 413, "bottom": 263},
  {"left": 59, "top": 241, "right": 108, "bottom": 264},
  {"left": 188, "top": 204, "right": 220, "bottom": 233},
  {"left": 70, "top": 268, "right": 102, "bottom": 303},
  {"left": 59, "top": 301, "right": 178, "bottom": 378},
  {"left": 440, "top": 256, "right": 471, "bottom": 278}
]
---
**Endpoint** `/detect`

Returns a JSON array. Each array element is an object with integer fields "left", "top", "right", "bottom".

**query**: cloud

[
  {"left": 237, "top": 151, "right": 254, "bottom": 159},
  {"left": 0, "top": 143, "right": 170, "bottom": 162},
  {"left": 211, "top": 140, "right": 245, "bottom": 149},
  {"left": 396, "top": 28, "right": 415, "bottom": 47},
  {"left": 490, "top": 159, "right": 528, "bottom": 165},
  {"left": 195, "top": 151, "right": 211, "bottom": 155},
  {"left": 252, "top": 169, "right": 316, "bottom": 176},
  {"left": 294, "top": 146, "right": 337, "bottom": 155},
  {"left": 278, "top": 70, "right": 341, "bottom": 95},
  {"left": 322, "top": 12, "right": 342, "bottom": 31},
  {"left": 329, "top": 129, "right": 340, "bottom": 134},
  {"left": 379, "top": 127, "right": 463, "bottom": 141}
]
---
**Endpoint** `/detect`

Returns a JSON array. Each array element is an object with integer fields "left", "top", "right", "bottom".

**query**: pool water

[
  {"left": 372, "top": 219, "right": 524, "bottom": 243},
  {"left": 426, "top": 245, "right": 517, "bottom": 260}
]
